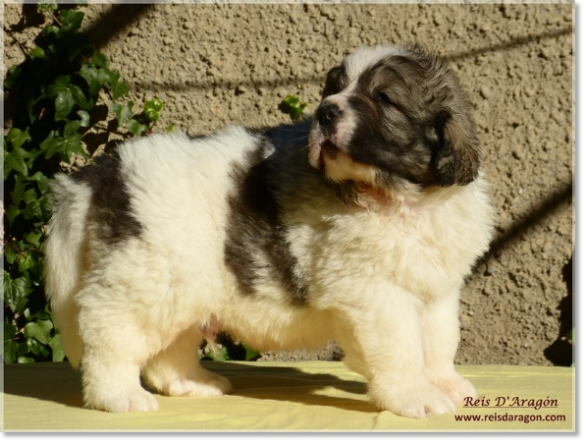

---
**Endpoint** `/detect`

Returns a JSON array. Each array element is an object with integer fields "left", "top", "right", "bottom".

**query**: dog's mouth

[
  {"left": 320, "top": 138, "right": 340, "bottom": 160},
  {"left": 309, "top": 130, "right": 342, "bottom": 168}
]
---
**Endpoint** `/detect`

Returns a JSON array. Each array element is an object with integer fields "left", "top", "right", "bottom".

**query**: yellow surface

[{"left": 1, "top": 361, "right": 574, "bottom": 431}]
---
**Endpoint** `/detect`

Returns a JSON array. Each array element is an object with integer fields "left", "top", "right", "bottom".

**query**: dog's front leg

[
  {"left": 421, "top": 291, "right": 478, "bottom": 405},
  {"left": 335, "top": 281, "right": 456, "bottom": 418}
]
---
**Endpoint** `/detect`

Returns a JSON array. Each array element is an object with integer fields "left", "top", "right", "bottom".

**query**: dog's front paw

[
  {"left": 429, "top": 371, "right": 477, "bottom": 405},
  {"left": 167, "top": 374, "right": 233, "bottom": 397},
  {"left": 370, "top": 379, "right": 457, "bottom": 418},
  {"left": 86, "top": 386, "right": 159, "bottom": 413}
]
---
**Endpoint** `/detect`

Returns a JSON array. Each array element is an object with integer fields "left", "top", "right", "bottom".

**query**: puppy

[{"left": 45, "top": 45, "right": 493, "bottom": 418}]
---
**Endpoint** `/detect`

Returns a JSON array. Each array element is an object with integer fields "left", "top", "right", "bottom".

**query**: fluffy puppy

[{"left": 45, "top": 45, "right": 493, "bottom": 418}]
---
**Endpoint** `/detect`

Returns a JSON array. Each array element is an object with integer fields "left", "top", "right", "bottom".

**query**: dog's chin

[{"left": 309, "top": 129, "right": 391, "bottom": 207}]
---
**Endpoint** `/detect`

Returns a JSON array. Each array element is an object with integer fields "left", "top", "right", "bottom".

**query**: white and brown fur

[{"left": 44, "top": 45, "right": 494, "bottom": 418}]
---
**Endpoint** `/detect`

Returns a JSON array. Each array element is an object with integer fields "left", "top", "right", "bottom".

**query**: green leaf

[
  {"left": 5, "top": 149, "right": 28, "bottom": 176},
  {"left": 55, "top": 89, "right": 75, "bottom": 121},
  {"left": 57, "top": 133, "right": 86, "bottom": 162},
  {"left": 205, "top": 345, "right": 230, "bottom": 362},
  {"left": 44, "top": 135, "right": 64, "bottom": 159},
  {"left": 4, "top": 246, "right": 18, "bottom": 265},
  {"left": 4, "top": 321, "right": 17, "bottom": 342},
  {"left": 42, "top": 24, "right": 59, "bottom": 36},
  {"left": 46, "top": 75, "right": 71, "bottom": 98},
  {"left": 17, "top": 357, "right": 35, "bottom": 364},
  {"left": 127, "top": 119, "right": 148, "bottom": 137},
  {"left": 25, "top": 337, "right": 50, "bottom": 359},
  {"left": 28, "top": 46, "right": 46, "bottom": 59},
  {"left": 38, "top": 0, "right": 58, "bottom": 13},
  {"left": 18, "top": 251, "right": 35, "bottom": 273},
  {"left": 6, "top": 206, "right": 20, "bottom": 225},
  {"left": 70, "top": 84, "right": 93, "bottom": 111},
  {"left": 58, "top": 9, "right": 84, "bottom": 32},
  {"left": 4, "top": 274, "right": 33, "bottom": 314},
  {"left": 112, "top": 101, "right": 134, "bottom": 126},
  {"left": 4, "top": 341, "right": 18, "bottom": 364},
  {"left": 243, "top": 344, "right": 260, "bottom": 361},
  {"left": 25, "top": 231, "right": 43, "bottom": 248},
  {"left": 110, "top": 72, "right": 129, "bottom": 101},
  {"left": 143, "top": 108, "right": 159, "bottom": 122},
  {"left": 64, "top": 120, "right": 82, "bottom": 139},
  {"left": 7, "top": 127, "right": 32, "bottom": 151},
  {"left": 23, "top": 187, "right": 38, "bottom": 204},
  {"left": 77, "top": 110, "right": 91, "bottom": 127},
  {"left": 23, "top": 199, "right": 42, "bottom": 220},
  {"left": 166, "top": 124, "right": 175, "bottom": 133},
  {"left": 78, "top": 65, "right": 111, "bottom": 96},
  {"left": 281, "top": 94, "right": 308, "bottom": 120},
  {"left": 49, "top": 335, "right": 65, "bottom": 362},
  {"left": 91, "top": 52, "right": 110, "bottom": 69},
  {"left": 26, "top": 172, "right": 51, "bottom": 195},
  {"left": 4, "top": 65, "right": 22, "bottom": 90},
  {"left": 24, "top": 320, "right": 53, "bottom": 345},
  {"left": 40, "top": 131, "right": 55, "bottom": 153},
  {"left": 10, "top": 172, "right": 25, "bottom": 203},
  {"left": 146, "top": 97, "right": 163, "bottom": 113},
  {"left": 26, "top": 95, "right": 43, "bottom": 124}
]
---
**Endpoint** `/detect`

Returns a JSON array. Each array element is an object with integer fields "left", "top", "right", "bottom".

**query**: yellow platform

[{"left": 1, "top": 361, "right": 574, "bottom": 431}]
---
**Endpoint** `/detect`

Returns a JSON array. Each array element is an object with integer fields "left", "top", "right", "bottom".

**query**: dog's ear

[
  {"left": 321, "top": 66, "right": 347, "bottom": 99},
  {"left": 432, "top": 110, "right": 480, "bottom": 187}
]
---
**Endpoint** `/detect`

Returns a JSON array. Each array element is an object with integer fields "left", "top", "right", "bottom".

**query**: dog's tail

[{"left": 44, "top": 175, "right": 91, "bottom": 369}]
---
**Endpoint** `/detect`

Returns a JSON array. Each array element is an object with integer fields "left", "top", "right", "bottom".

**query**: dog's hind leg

[
  {"left": 77, "top": 283, "right": 160, "bottom": 413},
  {"left": 141, "top": 326, "right": 233, "bottom": 398}
]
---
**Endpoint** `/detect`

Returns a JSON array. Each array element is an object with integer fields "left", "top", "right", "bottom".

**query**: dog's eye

[{"left": 376, "top": 92, "right": 395, "bottom": 106}]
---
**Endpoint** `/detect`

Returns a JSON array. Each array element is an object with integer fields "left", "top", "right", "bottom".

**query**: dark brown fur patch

[
  {"left": 71, "top": 151, "right": 142, "bottom": 244},
  {"left": 223, "top": 134, "right": 309, "bottom": 305}
]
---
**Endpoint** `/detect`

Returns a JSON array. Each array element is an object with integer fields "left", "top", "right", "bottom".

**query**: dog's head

[{"left": 309, "top": 45, "right": 480, "bottom": 205}]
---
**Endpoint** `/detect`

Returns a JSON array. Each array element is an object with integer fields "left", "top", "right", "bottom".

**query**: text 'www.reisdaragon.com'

[{"left": 454, "top": 413, "right": 567, "bottom": 424}]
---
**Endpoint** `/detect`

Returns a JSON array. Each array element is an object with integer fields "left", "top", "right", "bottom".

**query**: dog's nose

[{"left": 317, "top": 104, "right": 342, "bottom": 129}]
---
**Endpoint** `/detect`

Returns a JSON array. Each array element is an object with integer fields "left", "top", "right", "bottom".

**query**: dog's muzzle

[{"left": 317, "top": 104, "right": 342, "bottom": 136}]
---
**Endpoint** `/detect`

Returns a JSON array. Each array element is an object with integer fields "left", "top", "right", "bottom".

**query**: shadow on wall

[{"left": 543, "top": 255, "right": 573, "bottom": 366}]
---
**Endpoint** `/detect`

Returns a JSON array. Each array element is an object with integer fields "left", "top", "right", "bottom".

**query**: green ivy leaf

[
  {"left": 4, "top": 65, "right": 22, "bottom": 90},
  {"left": 49, "top": 335, "right": 65, "bottom": 362},
  {"left": 4, "top": 341, "right": 18, "bottom": 364},
  {"left": 17, "top": 357, "right": 35, "bottom": 364},
  {"left": 64, "top": 120, "right": 82, "bottom": 139},
  {"left": 18, "top": 250, "right": 36, "bottom": 273},
  {"left": 6, "top": 206, "right": 21, "bottom": 226},
  {"left": 23, "top": 199, "right": 43, "bottom": 220},
  {"left": 5, "top": 246, "right": 18, "bottom": 265},
  {"left": 78, "top": 65, "right": 111, "bottom": 97},
  {"left": 77, "top": 110, "right": 91, "bottom": 127},
  {"left": 28, "top": 46, "right": 46, "bottom": 59},
  {"left": 26, "top": 172, "right": 51, "bottom": 195},
  {"left": 24, "top": 320, "right": 53, "bottom": 345},
  {"left": 5, "top": 149, "right": 28, "bottom": 176},
  {"left": 70, "top": 84, "right": 93, "bottom": 111},
  {"left": 42, "top": 24, "right": 59, "bottom": 36},
  {"left": 147, "top": 97, "right": 163, "bottom": 113},
  {"left": 9, "top": 173, "right": 25, "bottom": 204},
  {"left": 112, "top": 101, "right": 134, "bottom": 126},
  {"left": 127, "top": 119, "right": 148, "bottom": 137},
  {"left": 6, "top": 127, "right": 32, "bottom": 151},
  {"left": 4, "top": 320, "right": 17, "bottom": 342},
  {"left": 110, "top": 72, "right": 129, "bottom": 101},
  {"left": 25, "top": 231, "right": 43, "bottom": 248},
  {"left": 281, "top": 94, "right": 308, "bottom": 120},
  {"left": 4, "top": 274, "right": 33, "bottom": 315},
  {"left": 58, "top": 9, "right": 84, "bottom": 32},
  {"left": 91, "top": 52, "right": 110, "bottom": 69},
  {"left": 44, "top": 135, "right": 65, "bottom": 159},
  {"left": 46, "top": 75, "right": 71, "bottom": 98},
  {"left": 54, "top": 89, "right": 75, "bottom": 121},
  {"left": 243, "top": 344, "right": 260, "bottom": 361},
  {"left": 205, "top": 345, "right": 230, "bottom": 362}
]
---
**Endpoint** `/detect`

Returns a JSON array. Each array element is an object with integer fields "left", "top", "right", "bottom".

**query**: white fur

[{"left": 45, "top": 47, "right": 494, "bottom": 418}]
